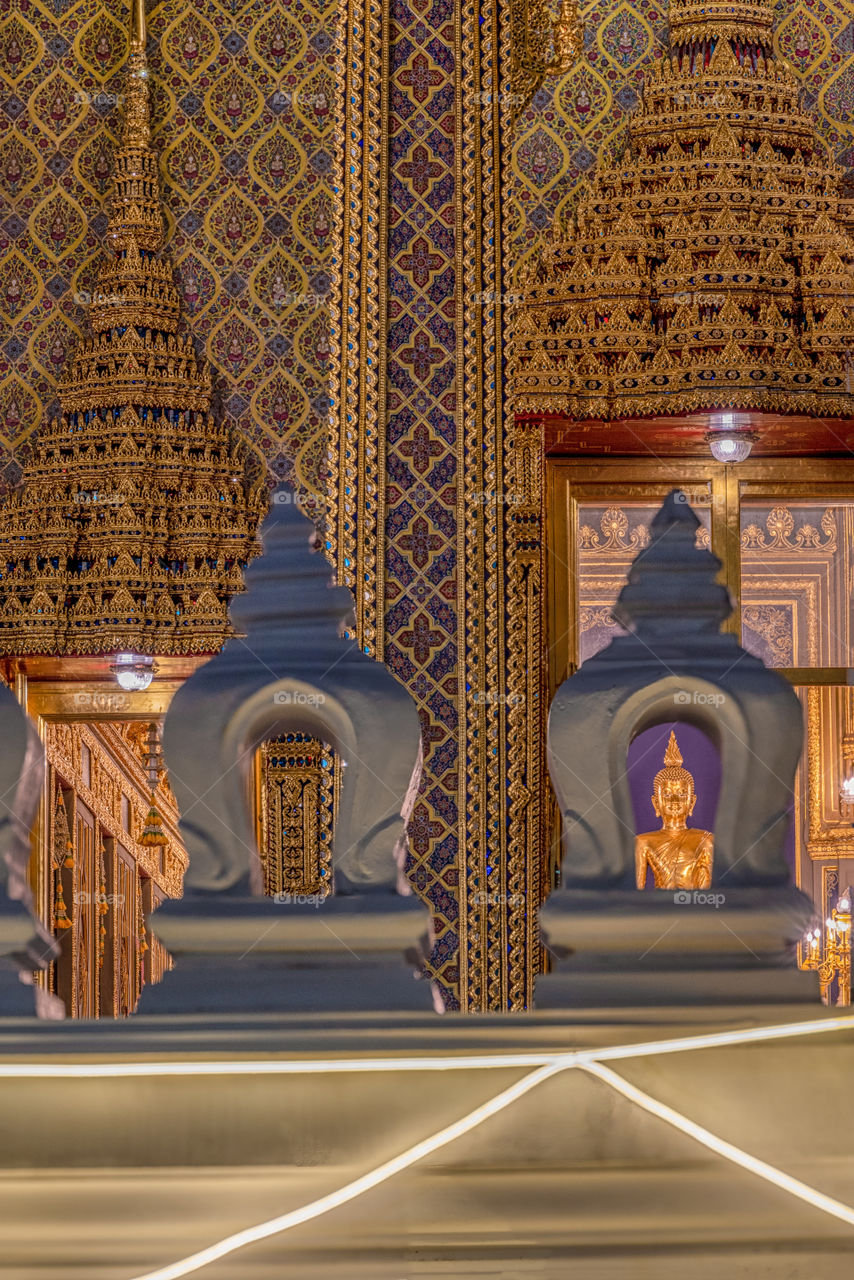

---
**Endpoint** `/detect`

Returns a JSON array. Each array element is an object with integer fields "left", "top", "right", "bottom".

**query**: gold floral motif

[
  {"left": 511, "top": 0, "right": 584, "bottom": 115},
  {"left": 578, "top": 506, "right": 651, "bottom": 552},
  {"left": 741, "top": 604, "right": 795, "bottom": 667},
  {"left": 741, "top": 506, "right": 837, "bottom": 553},
  {"left": 44, "top": 720, "right": 185, "bottom": 901}
]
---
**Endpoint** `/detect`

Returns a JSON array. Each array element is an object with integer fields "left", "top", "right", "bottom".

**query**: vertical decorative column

[{"left": 334, "top": 0, "right": 539, "bottom": 1012}]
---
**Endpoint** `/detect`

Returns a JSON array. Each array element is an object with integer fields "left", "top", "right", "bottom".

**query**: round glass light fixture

[
  {"left": 840, "top": 776, "right": 854, "bottom": 813},
  {"left": 704, "top": 429, "right": 758, "bottom": 463},
  {"left": 110, "top": 653, "right": 157, "bottom": 691}
]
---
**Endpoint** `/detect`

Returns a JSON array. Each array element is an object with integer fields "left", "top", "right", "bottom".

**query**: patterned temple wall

[
  {"left": 0, "top": 0, "right": 334, "bottom": 492},
  {"left": 6, "top": 1, "right": 854, "bottom": 1008}
]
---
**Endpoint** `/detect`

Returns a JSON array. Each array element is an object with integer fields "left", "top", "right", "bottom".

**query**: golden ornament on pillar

[
  {"left": 138, "top": 804, "right": 168, "bottom": 848},
  {"left": 635, "top": 731, "right": 714, "bottom": 891}
]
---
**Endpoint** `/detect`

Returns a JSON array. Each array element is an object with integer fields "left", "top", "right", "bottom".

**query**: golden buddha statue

[{"left": 635, "top": 732, "right": 713, "bottom": 891}]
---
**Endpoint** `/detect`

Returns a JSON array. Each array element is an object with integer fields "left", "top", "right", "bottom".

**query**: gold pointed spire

[
  {"left": 131, "top": 0, "right": 146, "bottom": 53},
  {"left": 663, "top": 731, "right": 683, "bottom": 771},
  {"left": 0, "top": 1, "right": 264, "bottom": 658},
  {"left": 653, "top": 730, "right": 695, "bottom": 795},
  {"left": 110, "top": 0, "right": 157, "bottom": 249}
]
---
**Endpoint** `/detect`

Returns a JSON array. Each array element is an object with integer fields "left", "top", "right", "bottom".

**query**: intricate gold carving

[
  {"left": 257, "top": 735, "right": 333, "bottom": 898},
  {"left": 741, "top": 605, "right": 794, "bottom": 667},
  {"left": 578, "top": 506, "right": 651, "bottom": 552},
  {"left": 513, "top": 0, "right": 854, "bottom": 425},
  {"left": 741, "top": 506, "right": 837, "bottom": 553},
  {"left": 44, "top": 721, "right": 185, "bottom": 901},
  {"left": 803, "top": 879, "right": 851, "bottom": 1006},
  {"left": 0, "top": 1, "right": 264, "bottom": 657},
  {"left": 511, "top": 0, "right": 584, "bottom": 116},
  {"left": 635, "top": 731, "right": 714, "bottom": 890},
  {"left": 51, "top": 783, "right": 72, "bottom": 932}
]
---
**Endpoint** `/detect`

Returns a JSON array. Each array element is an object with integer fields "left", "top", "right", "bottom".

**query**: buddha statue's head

[{"left": 651, "top": 731, "right": 695, "bottom": 828}]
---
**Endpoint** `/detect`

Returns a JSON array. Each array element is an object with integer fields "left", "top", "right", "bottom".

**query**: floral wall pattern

[{"left": 0, "top": 0, "right": 334, "bottom": 493}]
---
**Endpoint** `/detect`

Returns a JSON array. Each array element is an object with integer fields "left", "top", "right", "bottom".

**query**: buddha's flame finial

[
  {"left": 663, "top": 730, "right": 683, "bottom": 770},
  {"left": 108, "top": 0, "right": 161, "bottom": 252},
  {"left": 652, "top": 730, "right": 695, "bottom": 802}
]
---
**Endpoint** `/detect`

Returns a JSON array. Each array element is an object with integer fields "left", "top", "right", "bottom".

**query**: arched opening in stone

[{"left": 628, "top": 721, "right": 721, "bottom": 891}]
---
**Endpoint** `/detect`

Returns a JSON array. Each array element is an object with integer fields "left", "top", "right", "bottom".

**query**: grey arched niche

[
  {"left": 162, "top": 489, "right": 424, "bottom": 896},
  {"left": 554, "top": 673, "right": 796, "bottom": 888},
  {"left": 166, "top": 671, "right": 421, "bottom": 895},
  {"left": 547, "top": 491, "right": 804, "bottom": 891}
]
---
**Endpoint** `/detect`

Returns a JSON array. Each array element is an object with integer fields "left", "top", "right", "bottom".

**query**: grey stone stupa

[
  {"left": 538, "top": 490, "right": 820, "bottom": 1009},
  {"left": 136, "top": 488, "right": 431, "bottom": 1016}
]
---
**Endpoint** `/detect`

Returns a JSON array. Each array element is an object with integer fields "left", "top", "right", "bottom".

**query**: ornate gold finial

[
  {"left": 131, "top": 0, "right": 146, "bottom": 53},
  {"left": 545, "top": 0, "right": 583, "bottom": 77},
  {"left": 511, "top": 0, "right": 585, "bottom": 118},
  {"left": 0, "top": 2, "right": 265, "bottom": 658},
  {"left": 122, "top": 0, "right": 151, "bottom": 155},
  {"left": 514, "top": 0, "right": 854, "bottom": 429},
  {"left": 653, "top": 730, "right": 694, "bottom": 795},
  {"left": 663, "top": 730, "right": 683, "bottom": 771}
]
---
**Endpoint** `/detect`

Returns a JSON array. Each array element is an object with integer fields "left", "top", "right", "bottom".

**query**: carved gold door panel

[
  {"left": 737, "top": 487, "right": 854, "bottom": 903},
  {"left": 253, "top": 734, "right": 334, "bottom": 899},
  {"left": 143, "top": 879, "right": 170, "bottom": 988},
  {"left": 98, "top": 837, "right": 118, "bottom": 1020},
  {"left": 114, "top": 848, "right": 141, "bottom": 1018},
  {"left": 73, "top": 803, "right": 97, "bottom": 1020}
]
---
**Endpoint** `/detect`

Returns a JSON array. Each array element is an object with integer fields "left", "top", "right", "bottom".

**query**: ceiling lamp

[
  {"left": 110, "top": 653, "right": 157, "bottom": 691},
  {"left": 704, "top": 429, "right": 758, "bottom": 463}
]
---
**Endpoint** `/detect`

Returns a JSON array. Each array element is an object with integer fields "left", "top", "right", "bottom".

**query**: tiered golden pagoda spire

[
  {"left": 513, "top": 0, "right": 854, "bottom": 432},
  {"left": 0, "top": 1, "right": 265, "bottom": 656}
]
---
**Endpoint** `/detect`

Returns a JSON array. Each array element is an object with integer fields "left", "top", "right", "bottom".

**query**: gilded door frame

[{"left": 546, "top": 454, "right": 854, "bottom": 901}]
